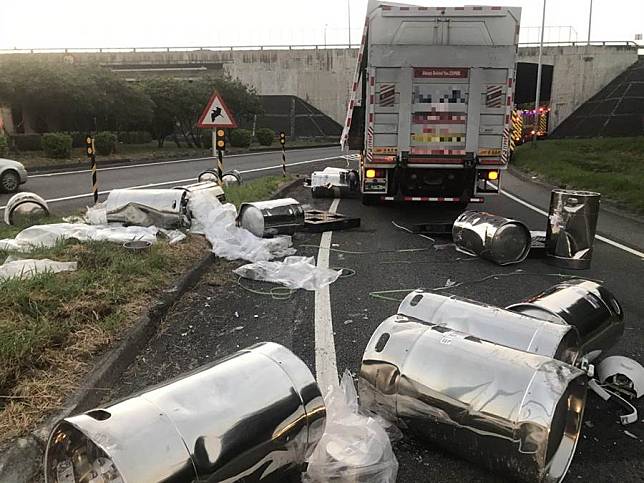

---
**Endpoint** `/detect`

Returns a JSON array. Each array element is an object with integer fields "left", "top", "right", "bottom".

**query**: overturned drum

[
  {"left": 507, "top": 279, "right": 624, "bottom": 361},
  {"left": 237, "top": 198, "right": 304, "bottom": 237},
  {"left": 45, "top": 343, "right": 326, "bottom": 483},
  {"left": 452, "top": 211, "right": 531, "bottom": 265},
  {"left": 359, "top": 316, "right": 587, "bottom": 483},
  {"left": 398, "top": 290, "right": 581, "bottom": 364}
]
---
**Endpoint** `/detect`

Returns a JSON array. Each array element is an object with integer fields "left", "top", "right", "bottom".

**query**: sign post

[
  {"left": 85, "top": 134, "right": 98, "bottom": 204},
  {"left": 279, "top": 131, "right": 287, "bottom": 177},
  {"left": 196, "top": 90, "right": 238, "bottom": 183}
]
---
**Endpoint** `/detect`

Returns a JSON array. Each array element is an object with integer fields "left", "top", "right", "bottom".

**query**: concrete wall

[
  {"left": 519, "top": 45, "right": 638, "bottom": 131},
  {"left": 0, "top": 44, "right": 638, "bottom": 132}
]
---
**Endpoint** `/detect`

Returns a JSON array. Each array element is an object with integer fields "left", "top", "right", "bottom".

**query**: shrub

[
  {"left": 94, "top": 132, "right": 118, "bottom": 155},
  {"left": 200, "top": 131, "right": 212, "bottom": 149},
  {"left": 67, "top": 131, "right": 86, "bottom": 148},
  {"left": 255, "top": 128, "right": 275, "bottom": 146},
  {"left": 0, "top": 134, "right": 8, "bottom": 157},
  {"left": 229, "top": 129, "right": 252, "bottom": 148},
  {"left": 10, "top": 134, "right": 42, "bottom": 151},
  {"left": 118, "top": 131, "right": 152, "bottom": 144},
  {"left": 42, "top": 132, "right": 72, "bottom": 158}
]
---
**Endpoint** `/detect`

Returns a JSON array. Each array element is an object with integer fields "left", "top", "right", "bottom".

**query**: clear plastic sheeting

[
  {"left": 303, "top": 370, "right": 398, "bottom": 483},
  {"left": 0, "top": 256, "right": 77, "bottom": 281},
  {"left": 234, "top": 256, "right": 341, "bottom": 291},
  {"left": 0, "top": 223, "right": 159, "bottom": 252},
  {"left": 188, "top": 189, "right": 295, "bottom": 262}
]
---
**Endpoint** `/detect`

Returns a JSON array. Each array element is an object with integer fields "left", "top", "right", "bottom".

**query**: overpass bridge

[{"left": 0, "top": 42, "right": 640, "bottom": 135}]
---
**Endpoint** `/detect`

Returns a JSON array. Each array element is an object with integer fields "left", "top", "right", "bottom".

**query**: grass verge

[
  {"left": 512, "top": 136, "right": 644, "bottom": 214},
  {"left": 0, "top": 175, "right": 292, "bottom": 444}
]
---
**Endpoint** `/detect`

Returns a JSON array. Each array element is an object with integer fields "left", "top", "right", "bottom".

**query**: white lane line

[
  {"left": 500, "top": 188, "right": 644, "bottom": 259},
  {"left": 0, "top": 155, "right": 342, "bottom": 210},
  {"left": 29, "top": 146, "right": 340, "bottom": 178},
  {"left": 315, "top": 197, "right": 340, "bottom": 394}
]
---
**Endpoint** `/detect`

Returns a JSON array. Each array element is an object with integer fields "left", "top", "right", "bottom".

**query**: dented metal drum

[
  {"left": 546, "top": 189, "right": 600, "bottom": 269},
  {"left": 507, "top": 279, "right": 624, "bottom": 361},
  {"left": 3, "top": 192, "right": 49, "bottom": 225},
  {"left": 238, "top": 198, "right": 304, "bottom": 237},
  {"left": 452, "top": 211, "right": 531, "bottom": 265},
  {"left": 45, "top": 343, "right": 326, "bottom": 483},
  {"left": 104, "top": 188, "right": 189, "bottom": 228},
  {"left": 359, "top": 316, "right": 587, "bottom": 483},
  {"left": 398, "top": 290, "right": 581, "bottom": 364}
]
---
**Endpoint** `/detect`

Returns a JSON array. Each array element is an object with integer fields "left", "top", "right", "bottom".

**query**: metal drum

[
  {"left": 398, "top": 290, "right": 581, "bottom": 365},
  {"left": 3, "top": 192, "right": 50, "bottom": 225},
  {"left": 45, "top": 342, "right": 326, "bottom": 483},
  {"left": 104, "top": 189, "right": 189, "bottom": 228},
  {"left": 546, "top": 189, "right": 600, "bottom": 269},
  {"left": 237, "top": 198, "right": 305, "bottom": 238},
  {"left": 359, "top": 316, "right": 587, "bottom": 483},
  {"left": 452, "top": 211, "right": 531, "bottom": 265},
  {"left": 175, "top": 181, "right": 226, "bottom": 202},
  {"left": 507, "top": 279, "right": 624, "bottom": 361}
]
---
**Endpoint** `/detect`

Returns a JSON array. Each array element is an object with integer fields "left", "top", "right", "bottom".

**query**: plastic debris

[
  {"left": 0, "top": 223, "right": 159, "bottom": 252},
  {"left": 303, "top": 370, "right": 398, "bottom": 483},
  {"left": 234, "top": 256, "right": 341, "bottom": 291},
  {"left": 0, "top": 256, "right": 77, "bottom": 281},
  {"left": 597, "top": 356, "right": 644, "bottom": 399}
]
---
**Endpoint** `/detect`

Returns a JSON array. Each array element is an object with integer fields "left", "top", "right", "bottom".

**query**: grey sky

[{"left": 0, "top": 0, "right": 641, "bottom": 49}]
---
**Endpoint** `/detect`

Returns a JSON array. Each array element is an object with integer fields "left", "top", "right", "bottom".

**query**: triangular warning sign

[{"left": 196, "top": 90, "right": 238, "bottom": 129}]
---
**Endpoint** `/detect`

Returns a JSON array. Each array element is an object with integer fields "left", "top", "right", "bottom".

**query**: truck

[{"left": 341, "top": 1, "right": 521, "bottom": 206}]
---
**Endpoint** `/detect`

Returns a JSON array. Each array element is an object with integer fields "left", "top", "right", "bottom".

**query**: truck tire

[
  {"left": 1, "top": 170, "right": 20, "bottom": 193},
  {"left": 361, "top": 194, "right": 379, "bottom": 206}
]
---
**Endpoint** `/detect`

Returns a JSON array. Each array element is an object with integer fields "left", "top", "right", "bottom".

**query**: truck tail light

[
  {"left": 366, "top": 168, "right": 384, "bottom": 178},
  {"left": 487, "top": 170, "right": 499, "bottom": 181}
]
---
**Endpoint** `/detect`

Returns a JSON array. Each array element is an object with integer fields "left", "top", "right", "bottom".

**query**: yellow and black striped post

[
  {"left": 279, "top": 131, "right": 286, "bottom": 176},
  {"left": 85, "top": 134, "right": 98, "bottom": 204},
  {"left": 215, "top": 128, "right": 226, "bottom": 181}
]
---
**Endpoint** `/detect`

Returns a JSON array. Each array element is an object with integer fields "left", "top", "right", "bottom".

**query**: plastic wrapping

[
  {"left": 0, "top": 256, "right": 77, "bottom": 281},
  {"left": 234, "top": 256, "right": 341, "bottom": 291},
  {"left": 188, "top": 189, "right": 295, "bottom": 262},
  {"left": 303, "top": 370, "right": 398, "bottom": 483},
  {"left": 102, "top": 189, "right": 189, "bottom": 228},
  {"left": 0, "top": 223, "right": 159, "bottom": 252}
]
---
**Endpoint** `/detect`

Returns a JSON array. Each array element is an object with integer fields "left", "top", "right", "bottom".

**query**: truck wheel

[
  {"left": 1, "top": 170, "right": 20, "bottom": 193},
  {"left": 361, "top": 194, "right": 379, "bottom": 206}
]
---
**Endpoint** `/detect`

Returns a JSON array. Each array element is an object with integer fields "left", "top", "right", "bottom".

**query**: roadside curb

[
  {"left": 508, "top": 165, "right": 644, "bottom": 224},
  {"left": 27, "top": 143, "right": 338, "bottom": 174},
  {"left": 0, "top": 251, "right": 215, "bottom": 482}
]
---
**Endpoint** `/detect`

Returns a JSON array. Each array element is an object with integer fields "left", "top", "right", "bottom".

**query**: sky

[{"left": 0, "top": 0, "right": 642, "bottom": 50}]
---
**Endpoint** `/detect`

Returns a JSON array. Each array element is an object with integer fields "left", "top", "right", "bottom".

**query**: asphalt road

[
  {"left": 104, "top": 155, "right": 643, "bottom": 482},
  {"left": 0, "top": 146, "right": 346, "bottom": 215}
]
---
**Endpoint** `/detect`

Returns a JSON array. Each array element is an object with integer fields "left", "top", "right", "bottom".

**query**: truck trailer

[{"left": 341, "top": 1, "right": 521, "bottom": 205}]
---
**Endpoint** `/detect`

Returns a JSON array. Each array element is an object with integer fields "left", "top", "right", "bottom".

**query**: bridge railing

[{"left": 0, "top": 41, "right": 640, "bottom": 55}]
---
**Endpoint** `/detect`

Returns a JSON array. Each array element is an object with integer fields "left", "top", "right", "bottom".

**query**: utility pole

[
  {"left": 587, "top": 0, "right": 593, "bottom": 45},
  {"left": 347, "top": 0, "right": 352, "bottom": 47},
  {"left": 533, "top": 0, "right": 547, "bottom": 145}
]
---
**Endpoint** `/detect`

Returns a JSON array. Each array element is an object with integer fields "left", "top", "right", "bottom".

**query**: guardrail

[{"left": 0, "top": 41, "right": 640, "bottom": 55}]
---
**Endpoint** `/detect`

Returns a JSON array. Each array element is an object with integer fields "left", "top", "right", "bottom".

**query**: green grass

[
  {"left": 224, "top": 175, "right": 294, "bottom": 207},
  {"left": 513, "top": 136, "right": 644, "bottom": 214}
]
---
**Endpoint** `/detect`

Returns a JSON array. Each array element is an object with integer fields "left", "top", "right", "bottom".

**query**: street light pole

[
  {"left": 587, "top": 0, "right": 593, "bottom": 45},
  {"left": 347, "top": 0, "right": 352, "bottom": 47},
  {"left": 533, "top": 0, "right": 547, "bottom": 145}
]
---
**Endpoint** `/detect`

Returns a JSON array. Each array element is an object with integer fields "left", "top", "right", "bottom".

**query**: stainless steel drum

[
  {"left": 452, "top": 211, "right": 531, "bottom": 265},
  {"left": 398, "top": 290, "right": 581, "bottom": 364},
  {"left": 507, "top": 279, "right": 624, "bottom": 361},
  {"left": 104, "top": 189, "right": 189, "bottom": 228},
  {"left": 45, "top": 343, "right": 326, "bottom": 483},
  {"left": 237, "top": 198, "right": 305, "bottom": 238},
  {"left": 3, "top": 192, "right": 50, "bottom": 225},
  {"left": 175, "top": 181, "right": 226, "bottom": 202},
  {"left": 546, "top": 189, "right": 600, "bottom": 269},
  {"left": 359, "top": 316, "right": 587, "bottom": 483}
]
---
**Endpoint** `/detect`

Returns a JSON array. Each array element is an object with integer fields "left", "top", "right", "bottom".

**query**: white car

[{"left": 0, "top": 158, "right": 28, "bottom": 193}]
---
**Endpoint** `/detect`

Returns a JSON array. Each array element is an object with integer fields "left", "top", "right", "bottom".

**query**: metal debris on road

[
  {"left": 300, "top": 209, "right": 361, "bottom": 233},
  {"left": 597, "top": 356, "right": 644, "bottom": 399},
  {"left": 304, "top": 370, "right": 398, "bottom": 483},
  {"left": 237, "top": 198, "right": 305, "bottom": 238},
  {"left": 359, "top": 315, "right": 587, "bottom": 483},
  {"left": 452, "top": 211, "right": 532, "bottom": 265},
  {"left": 45, "top": 343, "right": 325, "bottom": 483},
  {"left": 546, "top": 189, "right": 600, "bottom": 270},
  {"left": 307, "top": 167, "right": 360, "bottom": 198},
  {"left": 3, "top": 192, "right": 50, "bottom": 225}
]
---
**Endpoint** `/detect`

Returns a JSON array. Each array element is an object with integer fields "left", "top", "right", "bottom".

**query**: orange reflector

[
  {"left": 366, "top": 169, "right": 376, "bottom": 178},
  {"left": 487, "top": 170, "right": 499, "bottom": 181}
]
